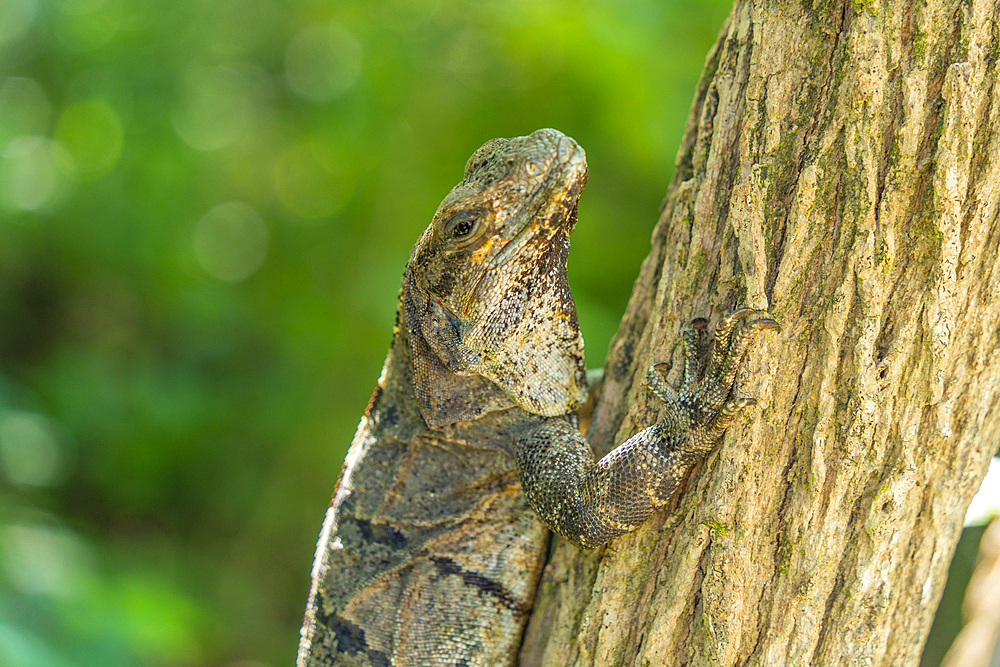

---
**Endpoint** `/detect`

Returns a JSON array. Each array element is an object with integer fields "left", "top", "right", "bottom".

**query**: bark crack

[
  {"left": 801, "top": 0, "right": 851, "bottom": 153},
  {"left": 765, "top": 0, "right": 850, "bottom": 298},
  {"left": 874, "top": 0, "right": 918, "bottom": 229}
]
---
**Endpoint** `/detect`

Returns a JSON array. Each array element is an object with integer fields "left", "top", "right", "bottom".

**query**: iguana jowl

[{"left": 297, "top": 128, "right": 778, "bottom": 666}]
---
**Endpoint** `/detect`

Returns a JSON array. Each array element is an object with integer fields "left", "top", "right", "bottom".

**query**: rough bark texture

[{"left": 520, "top": 1, "right": 1000, "bottom": 665}]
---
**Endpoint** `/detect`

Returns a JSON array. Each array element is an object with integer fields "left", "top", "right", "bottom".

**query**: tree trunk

[{"left": 520, "top": 1, "right": 1000, "bottom": 665}]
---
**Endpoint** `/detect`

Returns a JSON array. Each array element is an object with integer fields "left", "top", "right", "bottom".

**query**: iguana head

[{"left": 403, "top": 128, "right": 590, "bottom": 427}]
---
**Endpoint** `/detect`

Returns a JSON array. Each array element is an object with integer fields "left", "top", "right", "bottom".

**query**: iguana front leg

[{"left": 513, "top": 308, "right": 779, "bottom": 548}]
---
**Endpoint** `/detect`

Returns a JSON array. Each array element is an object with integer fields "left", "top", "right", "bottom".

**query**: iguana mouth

[
  {"left": 489, "top": 139, "right": 586, "bottom": 269},
  {"left": 468, "top": 132, "right": 587, "bottom": 306}
]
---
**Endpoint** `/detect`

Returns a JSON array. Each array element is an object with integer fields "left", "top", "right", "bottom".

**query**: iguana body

[{"left": 297, "top": 129, "right": 777, "bottom": 666}]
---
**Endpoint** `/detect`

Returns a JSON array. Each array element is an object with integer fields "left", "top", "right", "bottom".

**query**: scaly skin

[
  {"left": 513, "top": 308, "right": 779, "bottom": 548},
  {"left": 297, "top": 129, "right": 777, "bottom": 666}
]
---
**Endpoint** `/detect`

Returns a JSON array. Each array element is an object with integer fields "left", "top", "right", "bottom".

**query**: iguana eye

[
  {"left": 442, "top": 210, "right": 488, "bottom": 248},
  {"left": 452, "top": 219, "right": 475, "bottom": 237}
]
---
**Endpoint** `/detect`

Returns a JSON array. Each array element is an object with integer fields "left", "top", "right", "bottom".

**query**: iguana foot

[{"left": 647, "top": 307, "right": 780, "bottom": 444}]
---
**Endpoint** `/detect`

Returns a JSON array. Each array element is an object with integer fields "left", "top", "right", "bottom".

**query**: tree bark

[{"left": 520, "top": 1, "right": 1000, "bottom": 665}]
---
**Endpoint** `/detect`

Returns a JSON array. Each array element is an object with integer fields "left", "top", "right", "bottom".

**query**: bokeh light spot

[
  {"left": 0, "top": 0, "right": 37, "bottom": 47},
  {"left": 52, "top": 98, "right": 124, "bottom": 181},
  {"left": 193, "top": 201, "right": 269, "bottom": 283},
  {"left": 171, "top": 67, "right": 254, "bottom": 151},
  {"left": 53, "top": 0, "right": 122, "bottom": 52},
  {"left": 0, "top": 136, "right": 65, "bottom": 211},
  {"left": 0, "top": 411, "right": 63, "bottom": 488},
  {"left": 2, "top": 522, "right": 90, "bottom": 597},
  {"left": 274, "top": 140, "right": 355, "bottom": 221},
  {"left": 0, "top": 77, "right": 51, "bottom": 143},
  {"left": 285, "top": 23, "right": 362, "bottom": 102}
]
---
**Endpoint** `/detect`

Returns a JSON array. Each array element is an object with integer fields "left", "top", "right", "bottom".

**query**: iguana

[{"left": 297, "top": 128, "right": 778, "bottom": 666}]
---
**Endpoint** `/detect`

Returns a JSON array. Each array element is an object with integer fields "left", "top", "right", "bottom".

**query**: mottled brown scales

[{"left": 297, "top": 129, "right": 777, "bottom": 666}]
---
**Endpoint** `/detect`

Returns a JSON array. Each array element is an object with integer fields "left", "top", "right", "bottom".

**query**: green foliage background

[
  {"left": 0, "top": 1, "right": 730, "bottom": 663},
  {"left": 0, "top": 1, "right": 974, "bottom": 665}
]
